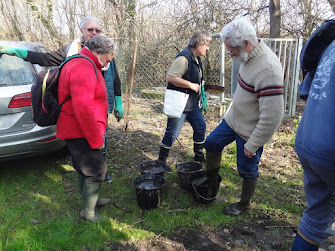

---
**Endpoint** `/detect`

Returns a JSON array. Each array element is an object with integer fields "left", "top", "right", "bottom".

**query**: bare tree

[
  {"left": 0, "top": 0, "right": 334, "bottom": 48},
  {"left": 269, "top": 0, "right": 281, "bottom": 37}
]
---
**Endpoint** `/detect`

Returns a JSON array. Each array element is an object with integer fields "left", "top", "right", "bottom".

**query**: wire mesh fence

[{"left": 114, "top": 36, "right": 302, "bottom": 118}]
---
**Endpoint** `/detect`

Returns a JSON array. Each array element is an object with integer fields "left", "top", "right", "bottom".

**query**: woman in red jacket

[{"left": 57, "top": 35, "right": 116, "bottom": 223}]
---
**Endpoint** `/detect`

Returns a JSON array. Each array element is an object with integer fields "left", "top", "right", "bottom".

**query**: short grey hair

[
  {"left": 79, "top": 16, "right": 101, "bottom": 29},
  {"left": 222, "top": 17, "right": 258, "bottom": 47},
  {"left": 188, "top": 29, "right": 212, "bottom": 48},
  {"left": 85, "top": 35, "right": 117, "bottom": 56}
]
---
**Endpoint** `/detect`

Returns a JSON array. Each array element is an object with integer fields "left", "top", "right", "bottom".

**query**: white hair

[
  {"left": 222, "top": 17, "right": 258, "bottom": 47},
  {"left": 79, "top": 16, "right": 101, "bottom": 29}
]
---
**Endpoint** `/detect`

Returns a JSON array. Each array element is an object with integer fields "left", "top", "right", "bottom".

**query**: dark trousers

[{"left": 65, "top": 138, "right": 107, "bottom": 182}]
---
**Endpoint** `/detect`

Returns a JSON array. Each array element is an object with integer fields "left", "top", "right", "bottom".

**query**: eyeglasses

[
  {"left": 84, "top": 28, "right": 102, "bottom": 34},
  {"left": 225, "top": 47, "right": 239, "bottom": 55}
]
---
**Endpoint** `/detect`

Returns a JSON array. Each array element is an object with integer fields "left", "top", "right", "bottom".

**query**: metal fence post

[
  {"left": 211, "top": 33, "right": 225, "bottom": 102},
  {"left": 289, "top": 37, "right": 303, "bottom": 116}
]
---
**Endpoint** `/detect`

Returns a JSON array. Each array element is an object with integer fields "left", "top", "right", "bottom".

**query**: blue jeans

[
  {"left": 203, "top": 119, "right": 263, "bottom": 179},
  {"left": 161, "top": 107, "right": 206, "bottom": 148},
  {"left": 298, "top": 155, "right": 335, "bottom": 244}
]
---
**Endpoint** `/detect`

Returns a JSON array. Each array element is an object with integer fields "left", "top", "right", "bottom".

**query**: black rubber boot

[
  {"left": 158, "top": 146, "right": 169, "bottom": 163},
  {"left": 194, "top": 143, "right": 206, "bottom": 163},
  {"left": 195, "top": 151, "right": 222, "bottom": 185},
  {"left": 224, "top": 178, "right": 257, "bottom": 216}
]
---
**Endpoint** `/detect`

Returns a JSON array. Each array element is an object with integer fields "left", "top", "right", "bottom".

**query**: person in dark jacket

[
  {"left": 57, "top": 35, "right": 116, "bottom": 223},
  {"left": 291, "top": 20, "right": 335, "bottom": 251},
  {"left": 0, "top": 16, "right": 122, "bottom": 182},
  {"left": 158, "top": 29, "right": 212, "bottom": 166}
]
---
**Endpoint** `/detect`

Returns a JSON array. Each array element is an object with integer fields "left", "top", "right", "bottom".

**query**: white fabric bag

[{"left": 163, "top": 89, "right": 189, "bottom": 118}]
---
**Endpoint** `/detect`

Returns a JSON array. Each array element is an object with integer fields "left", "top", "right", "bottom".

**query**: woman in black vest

[{"left": 158, "top": 29, "right": 212, "bottom": 166}]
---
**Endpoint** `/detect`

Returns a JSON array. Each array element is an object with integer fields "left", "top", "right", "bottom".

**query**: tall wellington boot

[
  {"left": 78, "top": 174, "right": 111, "bottom": 208},
  {"left": 81, "top": 180, "right": 105, "bottom": 223},
  {"left": 224, "top": 178, "right": 257, "bottom": 216},
  {"left": 195, "top": 151, "right": 222, "bottom": 186}
]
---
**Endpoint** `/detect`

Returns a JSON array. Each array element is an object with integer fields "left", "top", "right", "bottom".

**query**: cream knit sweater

[{"left": 224, "top": 41, "right": 284, "bottom": 153}]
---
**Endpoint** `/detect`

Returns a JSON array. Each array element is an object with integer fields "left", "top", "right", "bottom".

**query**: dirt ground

[
  {"left": 104, "top": 98, "right": 335, "bottom": 251},
  {"left": 109, "top": 221, "right": 335, "bottom": 251}
]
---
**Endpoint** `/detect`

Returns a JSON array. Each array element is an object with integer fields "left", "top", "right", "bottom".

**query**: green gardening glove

[
  {"left": 0, "top": 45, "right": 28, "bottom": 59},
  {"left": 200, "top": 85, "right": 208, "bottom": 113},
  {"left": 114, "top": 96, "right": 124, "bottom": 122}
]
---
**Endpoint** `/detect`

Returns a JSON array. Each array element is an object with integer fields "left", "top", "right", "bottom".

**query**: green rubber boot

[
  {"left": 78, "top": 174, "right": 111, "bottom": 208},
  {"left": 224, "top": 178, "right": 257, "bottom": 216},
  {"left": 80, "top": 180, "right": 105, "bottom": 223}
]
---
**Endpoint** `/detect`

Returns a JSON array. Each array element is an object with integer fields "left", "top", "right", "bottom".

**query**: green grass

[{"left": 0, "top": 108, "right": 305, "bottom": 250}]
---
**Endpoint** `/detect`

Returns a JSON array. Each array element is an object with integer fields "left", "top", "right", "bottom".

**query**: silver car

[{"left": 0, "top": 41, "right": 66, "bottom": 161}]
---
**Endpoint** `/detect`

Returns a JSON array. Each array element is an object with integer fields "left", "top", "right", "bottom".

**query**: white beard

[{"left": 237, "top": 50, "right": 249, "bottom": 64}]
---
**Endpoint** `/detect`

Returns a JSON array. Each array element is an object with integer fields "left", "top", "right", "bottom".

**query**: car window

[{"left": 0, "top": 55, "right": 36, "bottom": 87}]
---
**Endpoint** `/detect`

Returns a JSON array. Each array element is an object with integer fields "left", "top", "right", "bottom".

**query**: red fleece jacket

[{"left": 56, "top": 48, "right": 108, "bottom": 149}]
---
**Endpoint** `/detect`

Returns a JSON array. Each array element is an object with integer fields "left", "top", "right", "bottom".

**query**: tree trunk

[
  {"left": 327, "top": 0, "right": 335, "bottom": 14},
  {"left": 269, "top": 0, "right": 281, "bottom": 38}
]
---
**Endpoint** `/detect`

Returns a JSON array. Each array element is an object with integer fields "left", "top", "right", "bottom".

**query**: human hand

[
  {"left": 244, "top": 148, "right": 256, "bottom": 158},
  {"left": 114, "top": 96, "right": 123, "bottom": 122},
  {"left": 189, "top": 82, "right": 201, "bottom": 93},
  {"left": 0, "top": 46, "right": 28, "bottom": 59},
  {"left": 0, "top": 45, "right": 12, "bottom": 54},
  {"left": 96, "top": 143, "right": 105, "bottom": 150}
]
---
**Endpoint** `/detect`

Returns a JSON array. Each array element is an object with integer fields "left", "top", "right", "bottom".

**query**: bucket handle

[
  {"left": 191, "top": 183, "right": 221, "bottom": 201},
  {"left": 137, "top": 188, "right": 145, "bottom": 195}
]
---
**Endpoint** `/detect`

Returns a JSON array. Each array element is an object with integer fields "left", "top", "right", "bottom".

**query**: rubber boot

[
  {"left": 80, "top": 180, "right": 105, "bottom": 223},
  {"left": 194, "top": 151, "right": 222, "bottom": 186},
  {"left": 224, "top": 178, "right": 257, "bottom": 216},
  {"left": 158, "top": 146, "right": 169, "bottom": 164},
  {"left": 158, "top": 146, "right": 172, "bottom": 173},
  {"left": 78, "top": 174, "right": 112, "bottom": 208},
  {"left": 194, "top": 143, "right": 206, "bottom": 163},
  {"left": 291, "top": 232, "right": 319, "bottom": 251}
]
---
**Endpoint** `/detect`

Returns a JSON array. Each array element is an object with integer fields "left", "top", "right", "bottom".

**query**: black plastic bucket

[
  {"left": 132, "top": 174, "right": 166, "bottom": 210},
  {"left": 138, "top": 160, "right": 168, "bottom": 177},
  {"left": 176, "top": 162, "right": 204, "bottom": 191},
  {"left": 189, "top": 171, "right": 222, "bottom": 204}
]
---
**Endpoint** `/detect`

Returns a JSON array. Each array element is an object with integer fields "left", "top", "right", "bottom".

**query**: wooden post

[{"left": 125, "top": 41, "right": 138, "bottom": 131}]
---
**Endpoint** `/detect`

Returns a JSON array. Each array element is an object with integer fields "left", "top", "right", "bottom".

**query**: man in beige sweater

[{"left": 202, "top": 17, "right": 284, "bottom": 216}]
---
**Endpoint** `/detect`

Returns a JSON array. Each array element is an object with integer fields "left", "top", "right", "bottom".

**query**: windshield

[{"left": 0, "top": 54, "right": 37, "bottom": 87}]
